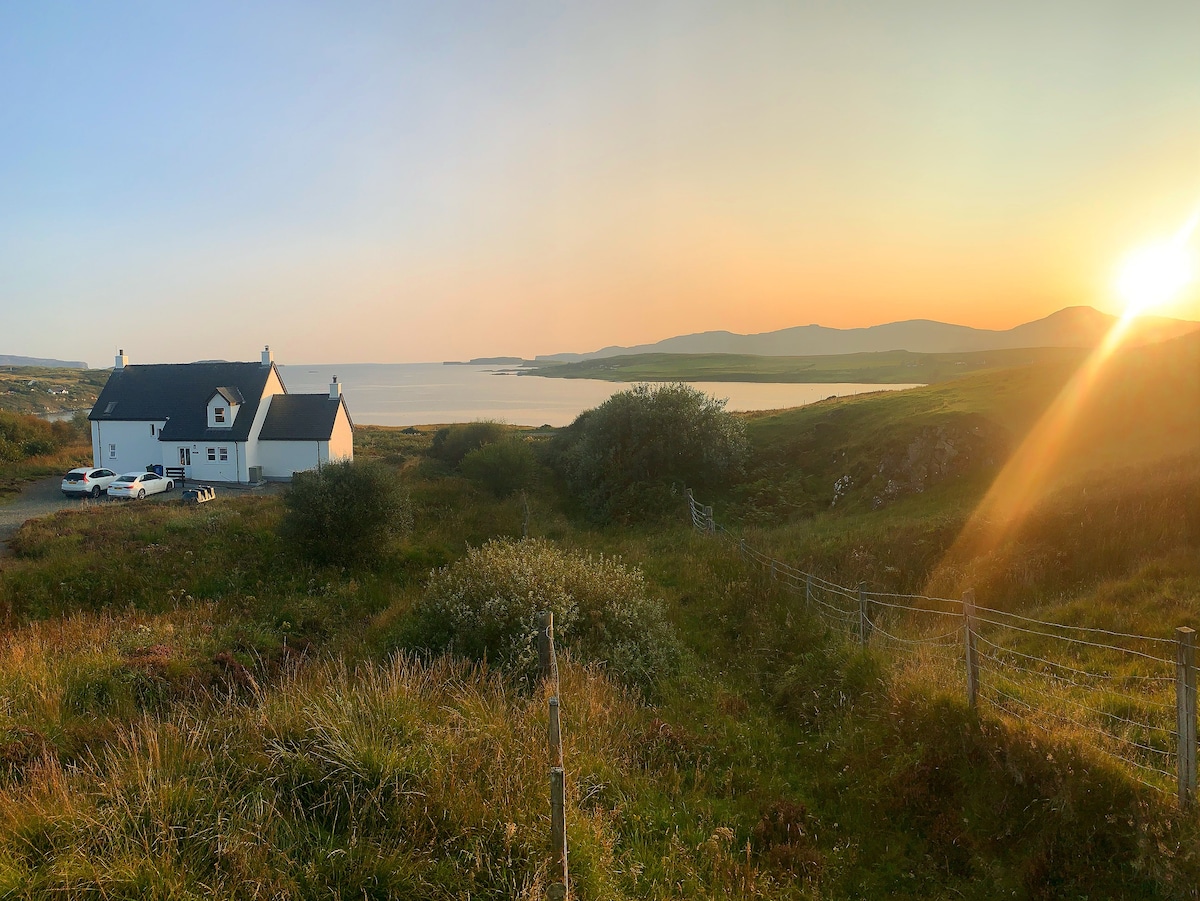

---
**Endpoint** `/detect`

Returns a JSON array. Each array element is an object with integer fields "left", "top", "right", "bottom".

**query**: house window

[
  {"left": 108, "top": 444, "right": 116, "bottom": 459},
  {"left": 214, "top": 407, "right": 225, "bottom": 423},
  {"left": 207, "top": 447, "right": 216, "bottom": 461},
  {"left": 219, "top": 447, "right": 229, "bottom": 462}
]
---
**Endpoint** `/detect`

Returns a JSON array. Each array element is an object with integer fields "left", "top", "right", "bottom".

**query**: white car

[
  {"left": 107, "top": 471, "right": 175, "bottom": 499},
  {"left": 61, "top": 467, "right": 120, "bottom": 498}
]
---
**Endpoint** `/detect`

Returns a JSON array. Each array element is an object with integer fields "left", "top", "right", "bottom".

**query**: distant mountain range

[
  {"left": 536, "top": 307, "right": 1200, "bottom": 361},
  {"left": 0, "top": 354, "right": 88, "bottom": 369}
]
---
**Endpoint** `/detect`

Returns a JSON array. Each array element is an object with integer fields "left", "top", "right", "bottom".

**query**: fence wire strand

[{"left": 686, "top": 490, "right": 1189, "bottom": 798}]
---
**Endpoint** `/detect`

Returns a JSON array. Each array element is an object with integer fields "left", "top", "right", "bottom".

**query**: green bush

[
  {"left": 428, "top": 421, "right": 507, "bottom": 467},
  {"left": 460, "top": 437, "right": 537, "bottom": 497},
  {"left": 560, "top": 383, "right": 749, "bottom": 521},
  {"left": 403, "top": 538, "right": 680, "bottom": 691},
  {"left": 0, "top": 411, "right": 82, "bottom": 463},
  {"left": 280, "top": 460, "right": 410, "bottom": 568}
]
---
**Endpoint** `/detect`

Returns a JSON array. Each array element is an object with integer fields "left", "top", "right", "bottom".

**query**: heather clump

[{"left": 403, "top": 538, "right": 680, "bottom": 691}]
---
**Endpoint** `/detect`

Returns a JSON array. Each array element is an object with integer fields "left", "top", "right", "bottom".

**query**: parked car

[
  {"left": 107, "top": 471, "right": 175, "bottom": 499},
  {"left": 61, "top": 467, "right": 119, "bottom": 498}
]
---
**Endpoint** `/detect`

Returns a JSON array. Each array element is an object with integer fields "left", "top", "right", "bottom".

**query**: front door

[{"left": 179, "top": 447, "right": 191, "bottom": 466}]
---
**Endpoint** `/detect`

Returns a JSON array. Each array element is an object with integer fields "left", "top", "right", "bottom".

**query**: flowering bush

[{"left": 404, "top": 538, "right": 680, "bottom": 691}]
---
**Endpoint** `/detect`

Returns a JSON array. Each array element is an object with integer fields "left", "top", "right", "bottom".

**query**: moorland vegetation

[
  {"left": 0, "top": 411, "right": 90, "bottom": 500},
  {"left": 1, "top": 333, "right": 1200, "bottom": 897}
]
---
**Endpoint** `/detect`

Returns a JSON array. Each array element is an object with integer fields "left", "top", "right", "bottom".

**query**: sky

[{"left": 3, "top": 2, "right": 1200, "bottom": 366}]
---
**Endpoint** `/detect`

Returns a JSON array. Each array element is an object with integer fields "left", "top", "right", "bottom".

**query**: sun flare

[{"left": 1114, "top": 239, "right": 1196, "bottom": 317}]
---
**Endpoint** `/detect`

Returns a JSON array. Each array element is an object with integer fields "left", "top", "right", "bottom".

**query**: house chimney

[
  {"left": 330, "top": 376, "right": 341, "bottom": 400},
  {"left": 115, "top": 349, "right": 127, "bottom": 370},
  {"left": 261, "top": 345, "right": 273, "bottom": 367}
]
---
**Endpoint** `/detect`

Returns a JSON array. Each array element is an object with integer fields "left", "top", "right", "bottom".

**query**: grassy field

[
  {"left": 2, "top": 334, "right": 1200, "bottom": 897},
  {"left": 522, "top": 347, "right": 1087, "bottom": 385}
]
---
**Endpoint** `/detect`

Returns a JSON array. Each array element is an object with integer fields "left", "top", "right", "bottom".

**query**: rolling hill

[
  {"left": 537, "top": 306, "right": 1199, "bottom": 362},
  {"left": 0, "top": 354, "right": 88, "bottom": 369}
]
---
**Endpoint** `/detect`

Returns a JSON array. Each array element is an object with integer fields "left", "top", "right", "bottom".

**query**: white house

[{"left": 88, "top": 347, "right": 353, "bottom": 483}]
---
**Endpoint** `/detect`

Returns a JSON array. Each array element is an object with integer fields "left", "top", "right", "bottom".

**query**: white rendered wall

[
  {"left": 186, "top": 442, "right": 242, "bottom": 483},
  {"left": 328, "top": 406, "right": 354, "bottom": 462},
  {"left": 257, "top": 440, "right": 321, "bottom": 480},
  {"left": 241, "top": 367, "right": 288, "bottom": 481},
  {"left": 91, "top": 421, "right": 167, "bottom": 474}
]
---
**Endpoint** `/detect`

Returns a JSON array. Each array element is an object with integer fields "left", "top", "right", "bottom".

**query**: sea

[{"left": 276, "top": 363, "right": 921, "bottom": 428}]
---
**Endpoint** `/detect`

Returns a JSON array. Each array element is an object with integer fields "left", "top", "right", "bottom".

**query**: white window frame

[
  {"left": 108, "top": 443, "right": 116, "bottom": 459},
  {"left": 218, "top": 447, "right": 229, "bottom": 462},
  {"left": 207, "top": 447, "right": 216, "bottom": 461},
  {"left": 214, "top": 407, "right": 226, "bottom": 423}
]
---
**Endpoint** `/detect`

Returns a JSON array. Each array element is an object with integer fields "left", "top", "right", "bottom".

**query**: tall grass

[{"left": 0, "top": 655, "right": 825, "bottom": 899}]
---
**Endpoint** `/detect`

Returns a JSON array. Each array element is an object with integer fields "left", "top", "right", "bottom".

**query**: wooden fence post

[
  {"left": 704, "top": 505, "right": 715, "bottom": 535},
  {"left": 549, "top": 697, "right": 563, "bottom": 768},
  {"left": 1177, "top": 626, "right": 1196, "bottom": 806},
  {"left": 805, "top": 572, "right": 811, "bottom": 606},
  {"left": 537, "top": 611, "right": 557, "bottom": 689},
  {"left": 550, "top": 766, "right": 569, "bottom": 898},
  {"left": 770, "top": 560, "right": 777, "bottom": 581},
  {"left": 685, "top": 488, "right": 694, "bottom": 527},
  {"left": 739, "top": 538, "right": 746, "bottom": 560},
  {"left": 858, "top": 584, "right": 872, "bottom": 647},
  {"left": 963, "top": 589, "right": 978, "bottom": 710}
]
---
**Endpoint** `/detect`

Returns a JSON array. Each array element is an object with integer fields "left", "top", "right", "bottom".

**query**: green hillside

[
  {"left": 3, "top": 334, "right": 1200, "bottom": 897},
  {"left": 0, "top": 366, "right": 108, "bottom": 415}
]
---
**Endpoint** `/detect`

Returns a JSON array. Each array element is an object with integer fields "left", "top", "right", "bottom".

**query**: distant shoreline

[
  {"left": 519, "top": 347, "right": 1086, "bottom": 385},
  {"left": 443, "top": 357, "right": 527, "bottom": 366}
]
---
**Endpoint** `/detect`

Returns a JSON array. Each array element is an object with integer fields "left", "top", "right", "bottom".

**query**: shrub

[
  {"left": 560, "top": 383, "right": 749, "bottom": 521},
  {"left": 460, "top": 437, "right": 537, "bottom": 497},
  {"left": 0, "top": 411, "right": 80, "bottom": 463},
  {"left": 428, "top": 421, "right": 507, "bottom": 467},
  {"left": 404, "top": 538, "right": 680, "bottom": 691},
  {"left": 280, "top": 460, "right": 410, "bottom": 568}
]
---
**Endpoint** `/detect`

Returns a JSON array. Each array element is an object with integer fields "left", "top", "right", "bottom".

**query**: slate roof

[
  {"left": 210, "top": 386, "right": 245, "bottom": 405},
  {"left": 89, "top": 362, "right": 278, "bottom": 442},
  {"left": 257, "top": 394, "right": 352, "bottom": 441}
]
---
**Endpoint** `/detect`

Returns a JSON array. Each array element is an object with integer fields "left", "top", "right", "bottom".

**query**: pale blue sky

[{"left": 3, "top": 2, "right": 1200, "bottom": 365}]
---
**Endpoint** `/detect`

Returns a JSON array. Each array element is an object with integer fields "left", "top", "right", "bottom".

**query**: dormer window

[{"left": 207, "top": 387, "right": 243, "bottom": 429}]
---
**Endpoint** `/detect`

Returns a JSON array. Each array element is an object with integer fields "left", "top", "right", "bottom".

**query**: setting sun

[{"left": 1114, "top": 239, "right": 1196, "bottom": 317}]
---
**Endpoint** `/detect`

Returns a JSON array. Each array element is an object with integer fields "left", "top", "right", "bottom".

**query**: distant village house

[{"left": 88, "top": 347, "right": 353, "bottom": 482}]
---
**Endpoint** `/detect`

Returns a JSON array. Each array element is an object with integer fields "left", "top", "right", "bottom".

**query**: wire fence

[{"left": 686, "top": 490, "right": 1196, "bottom": 804}]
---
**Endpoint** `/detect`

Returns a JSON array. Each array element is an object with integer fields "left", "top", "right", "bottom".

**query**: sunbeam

[{"left": 927, "top": 206, "right": 1200, "bottom": 596}]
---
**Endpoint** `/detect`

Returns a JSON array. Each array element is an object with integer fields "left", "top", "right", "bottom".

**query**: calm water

[{"left": 278, "top": 363, "right": 920, "bottom": 427}]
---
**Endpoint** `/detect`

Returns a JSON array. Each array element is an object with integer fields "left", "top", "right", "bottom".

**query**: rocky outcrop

[{"left": 867, "top": 421, "right": 1005, "bottom": 509}]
